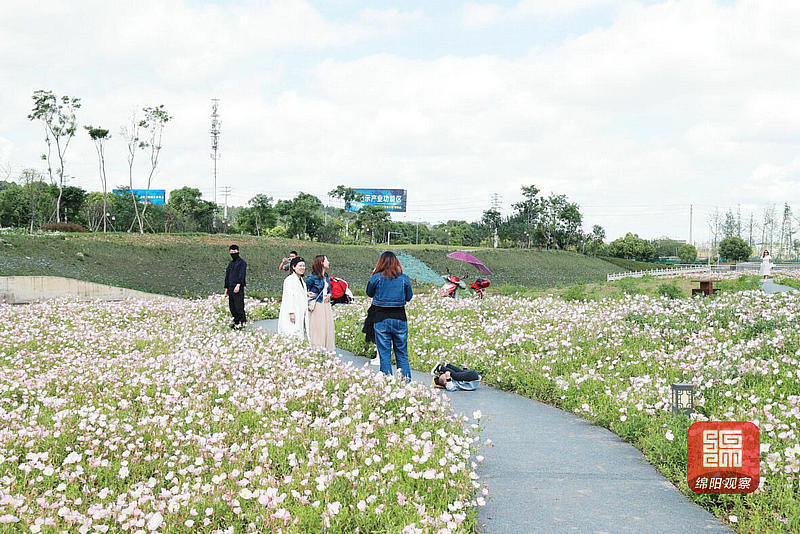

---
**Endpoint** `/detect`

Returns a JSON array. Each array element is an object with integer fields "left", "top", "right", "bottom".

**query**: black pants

[
  {"left": 228, "top": 288, "right": 246, "bottom": 325},
  {"left": 444, "top": 363, "right": 479, "bottom": 382}
]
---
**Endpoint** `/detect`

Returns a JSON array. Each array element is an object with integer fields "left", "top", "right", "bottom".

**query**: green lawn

[{"left": 1, "top": 232, "right": 626, "bottom": 297}]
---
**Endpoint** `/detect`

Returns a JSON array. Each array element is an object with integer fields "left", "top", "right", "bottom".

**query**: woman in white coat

[
  {"left": 278, "top": 256, "right": 310, "bottom": 340},
  {"left": 760, "top": 250, "right": 773, "bottom": 280}
]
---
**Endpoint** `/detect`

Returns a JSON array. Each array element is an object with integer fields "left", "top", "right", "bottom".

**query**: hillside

[{"left": 0, "top": 233, "right": 622, "bottom": 297}]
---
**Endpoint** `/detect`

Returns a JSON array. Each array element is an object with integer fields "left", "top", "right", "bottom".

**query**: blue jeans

[{"left": 374, "top": 318, "right": 410, "bottom": 381}]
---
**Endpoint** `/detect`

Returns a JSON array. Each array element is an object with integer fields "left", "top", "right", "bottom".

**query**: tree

[
  {"left": 722, "top": 209, "right": 738, "bottom": 239},
  {"left": 27, "top": 90, "right": 82, "bottom": 222},
  {"left": 586, "top": 225, "right": 606, "bottom": 256},
  {"left": 236, "top": 194, "right": 277, "bottom": 236},
  {"left": 354, "top": 205, "right": 390, "bottom": 244},
  {"left": 512, "top": 185, "right": 542, "bottom": 247},
  {"left": 20, "top": 168, "right": 47, "bottom": 233},
  {"left": 719, "top": 236, "right": 751, "bottom": 262},
  {"left": 85, "top": 126, "right": 111, "bottom": 231},
  {"left": 276, "top": 193, "right": 324, "bottom": 239},
  {"left": 138, "top": 105, "right": 171, "bottom": 225},
  {"left": 677, "top": 243, "right": 698, "bottom": 262},
  {"left": 608, "top": 233, "right": 656, "bottom": 261},
  {"left": 328, "top": 185, "right": 363, "bottom": 237},
  {"left": 60, "top": 186, "right": 86, "bottom": 225},
  {"left": 168, "top": 187, "right": 216, "bottom": 231},
  {"left": 120, "top": 112, "right": 146, "bottom": 233}
]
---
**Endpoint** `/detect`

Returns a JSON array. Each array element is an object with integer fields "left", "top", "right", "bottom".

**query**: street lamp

[{"left": 671, "top": 383, "right": 694, "bottom": 416}]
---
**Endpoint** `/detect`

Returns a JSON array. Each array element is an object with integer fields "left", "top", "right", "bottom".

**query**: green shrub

[
  {"left": 616, "top": 277, "right": 642, "bottom": 295},
  {"left": 562, "top": 284, "right": 588, "bottom": 301},
  {"left": 41, "top": 222, "right": 87, "bottom": 232},
  {"left": 656, "top": 282, "right": 683, "bottom": 299}
]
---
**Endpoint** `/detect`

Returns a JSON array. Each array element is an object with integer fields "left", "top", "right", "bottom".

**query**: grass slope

[{"left": 1, "top": 233, "right": 621, "bottom": 297}]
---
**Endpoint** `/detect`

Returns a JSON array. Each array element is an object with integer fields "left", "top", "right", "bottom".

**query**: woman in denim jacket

[
  {"left": 306, "top": 255, "right": 335, "bottom": 351},
  {"left": 366, "top": 251, "right": 413, "bottom": 381}
]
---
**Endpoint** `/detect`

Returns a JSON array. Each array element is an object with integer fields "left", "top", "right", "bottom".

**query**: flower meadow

[
  {"left": 336, "top": 288, "right": 800, "bottom": 533},
  {"left": 0, "top": 298, "right": 483, "bottom": 533}
]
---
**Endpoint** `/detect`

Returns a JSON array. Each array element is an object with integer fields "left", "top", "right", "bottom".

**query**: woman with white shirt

[
  {"left": 760, "top": 250, "right": 773, "bottom": 280},
  {"left": 278, "top": 256, "right": 310, "bottom": 340}
]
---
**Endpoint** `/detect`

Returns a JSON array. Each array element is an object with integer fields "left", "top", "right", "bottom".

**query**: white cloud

[
  {"left": 461, "top": 3, "right": 505, "bottom": 28},
  {"left": 462, "top": 0, "right": 623, "bottom": 28},
  {"left": 4, "top": 0, "right": 800, "bottom": 240}
]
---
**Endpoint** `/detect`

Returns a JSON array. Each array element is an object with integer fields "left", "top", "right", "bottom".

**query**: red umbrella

[{"left": 446, "top": 251, "right": 492, "bottom": 276}]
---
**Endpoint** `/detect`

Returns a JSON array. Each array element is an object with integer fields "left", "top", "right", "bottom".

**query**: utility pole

[
  {"left": 220, "top": 186, "right": 231, "bottom": 232},
  {"left": 210, "top": 98, "right": 221, "bottom": 228},
  {"left": 689, "top": 204, "right": 693, "bottom": 245},
  {"left": 491, "top": 193, "right": 501, "bottom": 249}
]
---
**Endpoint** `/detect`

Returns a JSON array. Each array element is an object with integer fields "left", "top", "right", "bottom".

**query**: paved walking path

[
  {"left": 761, "top": 278, "right": 798, "bottom": 294},
  {"left": 253, "top": 319, "right": 731, "bottom": 533}
]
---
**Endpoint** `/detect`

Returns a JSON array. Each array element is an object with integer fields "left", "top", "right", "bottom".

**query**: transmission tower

[
  {"left": 778, "top": 202, "right": 793, "bottom": 260},
  {"left": 490, "top": 193, "right": 502, "bottom": 210},
  {"left": 210, "top": 98, "right": 221, "bottom": 208}
]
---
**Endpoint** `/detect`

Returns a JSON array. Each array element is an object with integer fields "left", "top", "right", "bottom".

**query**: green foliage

[
  {"left": 168, "top": 187, "right": 216, "bottom": 232},
  {"left": 719, "top": 236, "right": 751, "bottom": 262},
  {"left": 276, "top": 192, "right": 323, "bottom": 239},
  {"left": 562, "top": 284, "right": 588, "bottom": 301},
  {"left": 776, "top": 277, "right": 800, "bottom": 290},
  {"left": 40, "top": 222, "right": 87, "bottom": 233},
  {"left": 677, "top": 243, "right": 698, "bottom": 262},
  {"left": 716, "top": 275, "right": 761, "bottom": 293},
  {"left": 607, "top": 232, "right": 657, "bottom": 261},
  {"left": 656, "top": 282, "right": 683, "bottom": 299},
  {"left": 600, "top": 256, "right": 656, "bottom": 272},
  {"left": 0, "top": 235, "right": 622, "bottom": 297},
  {"left": 234, "top": 194, "right": 278, "bottom": 236}
]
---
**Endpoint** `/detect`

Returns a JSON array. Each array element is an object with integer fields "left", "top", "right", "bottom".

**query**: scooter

[
  {"left": 439, "top": 270, "right": 491, "bottom": 298},
  {"left": 439, "top": 270, "right": 467, "bottom": 298}
]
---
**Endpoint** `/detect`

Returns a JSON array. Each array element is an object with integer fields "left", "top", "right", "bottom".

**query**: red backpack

[{"left": 330, "top": 277, "right": 348, "bottom": 299}]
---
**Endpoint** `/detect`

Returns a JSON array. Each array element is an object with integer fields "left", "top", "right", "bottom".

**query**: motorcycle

[
  {"left": 438, "top": 270, "right": 468, "bottom": 298},
  {"left": 438, "top": 270, "right": 491, "bottom": 298}
]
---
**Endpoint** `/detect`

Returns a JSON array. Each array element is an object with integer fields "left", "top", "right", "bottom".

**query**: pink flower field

[
  {"left": 0, "top": 299, "right": 482, "bottom": 533},
  {"left": 336, "top": 288, "right": 800, "bottom": 532}
]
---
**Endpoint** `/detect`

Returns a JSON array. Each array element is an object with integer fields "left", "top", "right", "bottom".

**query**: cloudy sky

[{"left": 2, "top": 0, "right": 800, "bottom": 241}]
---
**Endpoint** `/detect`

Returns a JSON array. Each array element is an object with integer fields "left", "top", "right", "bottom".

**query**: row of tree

[
  {"left": 0, "top": 178, "right": 216, "bottom": 234},
  {"left": 25, "top": 89, "right": 171, "bottom": 233}
]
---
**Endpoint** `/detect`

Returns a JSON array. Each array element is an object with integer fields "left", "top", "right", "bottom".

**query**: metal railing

[{"left": 607, "top": 264, "right": 712, "bottom": 281}]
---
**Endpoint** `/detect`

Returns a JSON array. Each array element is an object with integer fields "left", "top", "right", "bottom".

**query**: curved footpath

[{"left": 253, "top": 318, "right": 731, "bottom": 533}]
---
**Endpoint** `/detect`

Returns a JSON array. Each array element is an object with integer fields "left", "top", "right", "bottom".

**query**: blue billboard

[
  {"left": 345, "top": 188, "right": 407, "bottom": 212},
  {"left": 112, "top": 189, "right": 166, "bottom": 206}
]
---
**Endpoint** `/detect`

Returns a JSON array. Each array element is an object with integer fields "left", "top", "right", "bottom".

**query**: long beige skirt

[{"left": 309, "top": 301, "right": 336, "bottom": 351}]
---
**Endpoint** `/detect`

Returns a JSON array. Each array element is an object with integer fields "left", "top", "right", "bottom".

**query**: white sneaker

[{"left": 370, "top": 357, "right": 381, "bottom": 366}]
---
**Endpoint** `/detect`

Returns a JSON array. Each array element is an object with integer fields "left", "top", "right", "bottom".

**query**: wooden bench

[{"left": 691, "top": 279, "right": 721, "bottom": 297}]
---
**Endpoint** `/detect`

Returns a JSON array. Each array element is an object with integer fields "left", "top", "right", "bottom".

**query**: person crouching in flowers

[
  {"left": 366, "top": 251, "right": 413, "bottom": 382},
  {"left": 760, "top": 249, "right": 773, "bottom": 280},
  {"left": 306, "top": 254, "right": 335, "bottom": 351},
  {"left": 278, "top": 256, "right": 310, "bottom": 340}
]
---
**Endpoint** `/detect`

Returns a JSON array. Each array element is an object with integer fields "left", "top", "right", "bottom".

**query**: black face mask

[{"left": 230, "top": 252, "right": 239, "bottom": 260}]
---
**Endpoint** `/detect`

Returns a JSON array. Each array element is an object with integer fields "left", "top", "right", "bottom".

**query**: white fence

[{"left": 607, "top": 264, "right": 712, "bottom": 281}]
